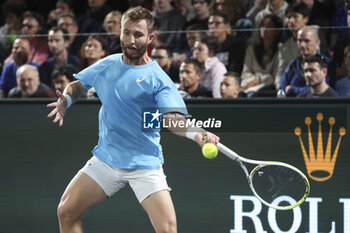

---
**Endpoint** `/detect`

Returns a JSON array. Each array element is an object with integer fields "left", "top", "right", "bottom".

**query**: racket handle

[{"left": 217, "top": 142, "right": 239, "bottom": 161}]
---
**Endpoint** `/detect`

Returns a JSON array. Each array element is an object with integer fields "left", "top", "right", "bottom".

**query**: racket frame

[{"left": 218, "top": 142, "right": 310, "bottom": 210}]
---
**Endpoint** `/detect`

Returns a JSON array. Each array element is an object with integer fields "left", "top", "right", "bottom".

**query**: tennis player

[{"left": 47, "top": 6, "right": 219, "bottom": 233}]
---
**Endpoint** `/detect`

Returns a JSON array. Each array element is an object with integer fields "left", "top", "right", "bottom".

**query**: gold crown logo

[{"left": 294, "top": 113, "right": 346, "bottom": 182}]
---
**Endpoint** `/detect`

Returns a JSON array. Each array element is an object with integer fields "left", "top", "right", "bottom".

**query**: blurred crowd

[{"left": 0, "top": 0, "right": 349, "bottom": 99}]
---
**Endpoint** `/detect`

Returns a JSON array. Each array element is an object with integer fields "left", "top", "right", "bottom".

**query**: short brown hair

[
  {"left": 103, "top": 10, "right": 122, "bottom": 32},
  {"left": 121, "top": 6, "right": 154, "bottom": 33},
  {"left": 224, "top": 72, "right": 241, "bottom": 86},
  {"left": 304, "top": 54, "right": 328, "bottom": 69}
]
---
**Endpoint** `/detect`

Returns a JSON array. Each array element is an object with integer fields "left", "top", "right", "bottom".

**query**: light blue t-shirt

[{"left": 74, "top": 54, "right": 187, "bottom": 169}]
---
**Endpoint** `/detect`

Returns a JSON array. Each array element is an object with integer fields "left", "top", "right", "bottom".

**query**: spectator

[
  {"left": 250, "top": 0, "right": 288, "bottom": 43},
  {"left": 79, "top": 35, "right": 108, "bottom": 98},
  {"left": 178, "top": 58, "right": 213, "bottom": 98},
  {"left": 152, "top": 0, "right": 186, "bottom": 50},
  {"left": 254, "top": 0, "right": 288, "bottom": 27},
  {"left": 279, "top": 26, "right": 337, "bottom": 97},
  {"left": 241, "top": 14, "right": 283, "bottom": 97},
  {"left": 220, "top": 72, "right": 241, "bottom": 98},
  {"left": 47, "top": 0, "right": 74, "bottom": 28},
  {"left": 127, "top": 0, "right": 153, "bottom": 10},
  {"left": 275, "top": 2, "right": 310, "bottom": 88},
  {"left": 0, "top": 38, "right": 38, "bottom": 98},
  {"left": 0, "top": 0, "right": 26, "bottom": 56},
  {"left": 21, "top": 11, "right": 50, "bottom": 65},
  {"left": 301, "top": 0, "right": 333, "bottom": 40},
  {"left": 57, "top": 13, "right": 84, "bottom": 57},
  {"left": 207, "top": 11, "right": 246, "bottom": 74},
  {"left": 103, "top": 11, "right": 122, "bottom": 54},
  {"left": 8, "top": 64, "right": 56, "bottom": 98},
  {"left": 246, "top": 0, "right": 267, "bottom": 23},
  {"left": 172, "top": 0, "right": 196, "bottom": 22},
  {"left": 4, "top": 11, "right": 50, "bottom": 66},
  {"left": 275, "top": 2, "right": 329, "bottom": 88},
  {"left": 329, "top": 0, "right": 349, "bottom": 49},
  {"left": 193, "top": 36, "right": 227, "bottom": 98},
  {"left": 51, "top": 64, "right": 79, "bottom": 93},
  {"left": 185, "top": 0, "right": 212, "bottom": 29},
  {"left": 214, "top": 0, "right": 253, "bottom": 41},
  {"left": 79, "top": 35, "right": 108, "bottom": 70},
  {"left": 298, "top": 55, "right": 339, "bottom": 97},
  {"left": 330, "top": 2, "right": 350, "bottom": 79},
  {"left": 151, "top": 45, "right": 180, "bottom": 84},
  {"left": 172, "top": 23, "right": 207, "bottom": 66},
  {"left": 214, "top": 0, "right": 245, "bottom": 26},
  {"left": 148, "top": 18, "right": 164, "bottom": 54},
  {"left": 39, "top": 26, "right": 81, "bottom": 90},
  {"left": 77, "top": 0, "right": 112, "bottom": 34},
  {"left": 335, "top": 44, "right": 350, "bottom": 96}
]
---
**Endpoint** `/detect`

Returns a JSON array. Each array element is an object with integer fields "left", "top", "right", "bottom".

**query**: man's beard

[
  {"left": 306, "top": 78, "right": 320, "bottom": 88},
  {"left": 121, "top": 40, "right": 148, "bottom": 61},
  {"left": 51, "top": 48, "right": 63, "bottom": 57},
  {"left": 14, "top": 51, "right": 29, "bottom": 66}
]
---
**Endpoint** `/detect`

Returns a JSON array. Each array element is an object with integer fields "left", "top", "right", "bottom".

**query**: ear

[
  {"left": 64, "top": 40, "right": 70, "bottom": 48},
  {"left": 234, "top": 86, "right": 241, "bottom": 97},
  {"left": 148, "top": 33, "right": 154, "bottom": 45},
  {"left": 322, "top": 67, "right": 328, "bottom": 76},
  {"left": 315, "top": 37, "right": 320, "bottom": 47},
  {"left": 196, "top": 72, "right": 202, "bottom": 81}
]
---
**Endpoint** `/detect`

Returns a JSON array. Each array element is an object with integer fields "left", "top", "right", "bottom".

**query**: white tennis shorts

[{"left": 80, "top": 156, "right": 171, "bottom": 203}]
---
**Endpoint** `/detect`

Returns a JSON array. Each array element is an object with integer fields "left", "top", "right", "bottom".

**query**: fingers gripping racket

[{"left": 217, "top": 142, "right": 310, "bottom": 210}]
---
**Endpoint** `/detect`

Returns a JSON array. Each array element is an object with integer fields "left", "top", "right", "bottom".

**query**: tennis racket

[{"left": 217, "top": 142, "right": 310, "bottom": 210}]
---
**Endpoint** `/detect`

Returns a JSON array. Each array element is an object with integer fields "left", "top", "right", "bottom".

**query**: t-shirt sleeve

[
  {"left": 154, "top": 73, "right": 188, "bottom": 116},
  {"left": 73, "top": 64, "right": 99, "bottom": 90}
]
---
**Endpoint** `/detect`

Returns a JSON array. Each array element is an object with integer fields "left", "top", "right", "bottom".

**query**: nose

[
  {"left": 180, "top": 72, "right": 187, "bottom": 80},
  {"left": 21, "top": 28, "right": 28, "bottom": 34},
  {"left": 23, "top": 80, "right": 31, "bottom": 87},
  {"left": 299, "top": 40, "right": 306, "bottom": 47},
  {"left": 131, "top": 36, "right": 136, "bottom": 44},
  {"left": 304, "top": 71, "right": 311, "bottom": 78}
]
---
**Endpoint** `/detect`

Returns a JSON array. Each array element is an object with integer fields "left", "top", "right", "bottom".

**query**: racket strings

[{"left": 251, "top": 165, "right": 307, "bottom": 207}]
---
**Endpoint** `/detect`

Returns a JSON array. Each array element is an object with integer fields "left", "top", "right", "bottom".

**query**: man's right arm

[
  {"left": 47, "top": 80, "right": 86, "bottom": 126},
  {"left": 62, "top": 80, "right": 86, "bottom": 107}
]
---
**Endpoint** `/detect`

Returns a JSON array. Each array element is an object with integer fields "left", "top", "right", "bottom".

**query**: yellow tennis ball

[{"left": 202, "top": 143, "right": 218, "bottom": 159}]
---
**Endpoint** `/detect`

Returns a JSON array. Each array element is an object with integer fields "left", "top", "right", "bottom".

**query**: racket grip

[{"left": 217, "top": 142, "right": 239, "bottom": 161}]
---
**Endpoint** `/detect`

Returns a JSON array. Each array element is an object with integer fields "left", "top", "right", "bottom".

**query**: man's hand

[
  {"left": 47, "top": 90, "right": 68, "bottom": 127},
  {"left": 194, "top": 131, "right": 220, "bottom": 148},
  {"left": 285, "top": 85, "right": 292, "bottom": 94}
]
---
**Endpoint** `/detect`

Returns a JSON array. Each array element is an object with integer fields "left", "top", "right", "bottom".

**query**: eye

[{"left": 134, "top": 32, "right": 143, "bottom": 38}]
